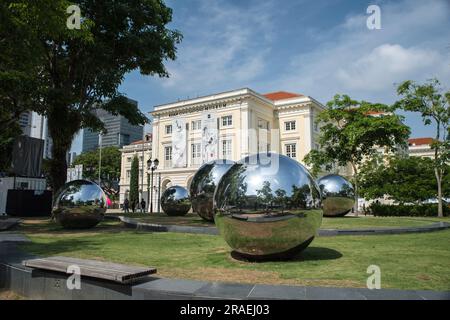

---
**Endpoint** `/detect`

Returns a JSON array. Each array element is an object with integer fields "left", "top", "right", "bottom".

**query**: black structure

[
  {"left": 11, "top": 136, "right": 44, "bottom": 177},
  {"left": 6, "top": 190, "right": 52, "bottom": 217}
]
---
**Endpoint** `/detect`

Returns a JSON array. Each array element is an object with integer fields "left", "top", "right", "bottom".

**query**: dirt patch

[{"left": 0, "top": 290, "right": 25, "bottom": 300}]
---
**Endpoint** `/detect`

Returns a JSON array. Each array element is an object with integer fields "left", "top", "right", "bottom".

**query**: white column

[{"left": 304, "top": 106, "right": 313, "bottom": 153}]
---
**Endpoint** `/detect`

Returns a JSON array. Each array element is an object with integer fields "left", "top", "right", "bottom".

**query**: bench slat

[{"left": 23, "top": 256, "right": 156, "bottom": 283}]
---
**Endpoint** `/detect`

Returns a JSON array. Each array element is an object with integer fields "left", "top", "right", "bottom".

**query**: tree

[
  {"left": 359, "top": 154, "right": 450, "bottom": 204},
  {"left": 1, "top": 0, "right": 182, "bottom": 192},
  {"left": 304, "top": 94, "right": 410, "bottom": 214},
  {"left": 395, "top": 79, "right": 450, "bottom": 217},
  {"left": 73, "top": 146, "right": 121, "bottom": 196},
  {"left": 0, "top": 108, "right": 21, "bottom": 172},
  {"left": 129, "top": 155, "right": 139, "bottom": 209}
]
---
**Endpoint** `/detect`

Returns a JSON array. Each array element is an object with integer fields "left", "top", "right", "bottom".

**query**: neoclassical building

[
  {"left": 149, "top": 88, "right": 325, "bottom": 202},
  {"left": 118, "top": 134, "right": 152, "bottom": 206}
]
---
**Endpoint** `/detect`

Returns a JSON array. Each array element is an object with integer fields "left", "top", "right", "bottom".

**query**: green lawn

[
  {"left": 107, "top": 211, "right": 445, "bottom": 230},
  {"left": 18, "top": 217, "right": 450, "bottom": 291}
]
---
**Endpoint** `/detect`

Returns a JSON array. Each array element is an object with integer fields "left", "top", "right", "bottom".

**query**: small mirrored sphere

[
  {"left": 52, "top": 180, "right": 107, "bottom": 229},
  {"left": 190, "top": 159, "right": 235, "bottom": 221},
  {"left": 161, "top": 186, "right": 191, "bottom": 216},
  {"left": 214, "top": 153, "right": 323, "bottom": 260},
  {"left": 317, "top": 174, "right": 355, "bottom": 217}
]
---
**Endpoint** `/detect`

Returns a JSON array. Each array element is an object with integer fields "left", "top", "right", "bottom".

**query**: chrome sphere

[
  {"left": 317, "top": 174, "right": 355, "bottom": 217},
  {"left": 52, "top": 180, "right": 107, "bottom": 229},
  {"left": 161, "top": 185, "right": 191, "bottom": 216},
  {"left": 190, "top": 159, "right": 235, "bottom": 222},
  {"left": 214, "top": 153, "right": 322, "bottom": 260}
]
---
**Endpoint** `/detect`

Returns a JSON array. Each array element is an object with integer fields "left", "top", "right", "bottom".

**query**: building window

[
  {"left": 139, "top": 169, "right": 143, "bottom": 178},
  {"left": 222, "top": 115, "right": 233, "bottom": 127},
  {"left": 126, "top": 170, "right": 131, "bottom": 178},
  {"left": 285, "top": 143, "right": 297, "bottom": 159},
  {"left": 165, "top": 146, "right": 172, "bottom": 167},
  {"left": 191, "top": 120, "right": 201, "bottom": 131},
  {"left": 258, "top": 119, "right": 270, "bottom": 130},
  {"left": 222, "top": 139, "right": 232, "bottom": 158},
  {"left": 165, "top": 125, "right": 172, "bottom": 135},
  {"left": 191, "top": 143, "right": 201, "bottom": 165},
  {"left": 285, "top": 121, "right": 296, "bottom": 131}
]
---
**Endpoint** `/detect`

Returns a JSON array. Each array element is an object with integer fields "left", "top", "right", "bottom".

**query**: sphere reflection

[
  {"left": 161, "top": 186, "right": 191, "bottom": 216},
  {"left": 52, "top": 180, "right": 107, "bottom": 229},
  {"left": 190, "top": 159, "right": 235, "bottom": 221},
  {"left": 317, "top": 174, "right": 355, "bottom": 217},
  {"left": 214, "top": 153, "right": 322, "bottom": 260}
]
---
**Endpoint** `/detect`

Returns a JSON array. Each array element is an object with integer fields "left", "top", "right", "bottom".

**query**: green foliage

[
  {"left": 369, "top": 203, "right": 449, "bottom": 217},
  {"left": 1, "top": 0, "right": 182, "bottom": 191},
  {"left": 129, "top": 155, "right": 139, "bottom": 205},
  {"left": 0, "top": 108, "right": 21, "bottom": 172},
  {"left": 304, "top": 94, "right": 411, "bottom": 212},
  {"left": 395, "top": 78, "right": 450, "bottom": 217},
  {"left": 304, "top": 95, "right": 410, "bottom": 172},
  {"left": 359, "top": 155, "right": 450, "bottom": 204},
  {"left": 73, "top": 147, "right": 121, "bottom": 181}
]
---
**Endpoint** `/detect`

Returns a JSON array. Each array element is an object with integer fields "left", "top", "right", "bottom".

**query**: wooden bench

[{"left": 23, "top": 256, "right": 157, "bottom": 284}]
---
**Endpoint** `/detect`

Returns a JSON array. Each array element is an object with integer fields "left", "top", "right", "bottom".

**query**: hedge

[{"left": 369, "top": 203, "right": 449, "bottom": 217}]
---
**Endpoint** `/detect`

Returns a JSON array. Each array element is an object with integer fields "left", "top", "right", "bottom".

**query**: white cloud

[
  {"left": 160, "top": 0, "right": 275, "bottom": 93},
  {"left": 336, "top": 44, "right": 443, "bottom": 91},
  {"left": 276, "top": 0, "right": 450, "bottom": 102}
]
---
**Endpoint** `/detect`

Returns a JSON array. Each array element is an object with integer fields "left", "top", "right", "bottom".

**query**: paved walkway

[{"left": 111, "top": 215, "right": 450, "bottom": 237}]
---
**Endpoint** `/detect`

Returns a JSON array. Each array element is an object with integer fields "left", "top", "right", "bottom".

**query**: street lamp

[{"left": 146, "top": 158, "right": 159, "bottom": 214}]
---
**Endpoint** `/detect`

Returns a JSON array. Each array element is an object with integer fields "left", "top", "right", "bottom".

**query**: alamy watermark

[
  {"left": 66, "top": 5, "right": 81, "bottom": 30},
  {"left": 366, "top": 5, "right": 381, "bottom": 30},
  {"left": 66, "top": 264, "right": 81, "bottom": 290},
  {"left": 366, "top": 265, "right": 381, "bottom": 289}
]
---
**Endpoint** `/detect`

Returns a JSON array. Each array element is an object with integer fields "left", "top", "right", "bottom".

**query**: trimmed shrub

[{"left": 369, "top": 203, "right": 449, "bottom": 217}]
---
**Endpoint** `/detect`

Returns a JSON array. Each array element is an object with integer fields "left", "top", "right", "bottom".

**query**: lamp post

[{"left": 146, "top": 158, "right": 159, "bottom": 214}]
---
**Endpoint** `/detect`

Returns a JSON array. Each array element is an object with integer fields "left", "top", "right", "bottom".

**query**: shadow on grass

[
  {"left": 20, "top": 238, "right": 104, "bottom": 257},
  {"left": 230, "top": 246, "right": 342, "bottom": 263}
]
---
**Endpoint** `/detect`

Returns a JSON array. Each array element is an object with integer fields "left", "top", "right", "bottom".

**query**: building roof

[
  {"left": 408, "top": 137, "right": 434, "bottom": 146},
  {"left": 263, "top": 91, "right": 304, "bottom": 101},
  {"left": 129, "top": 133, "right": 152, "bottom": 145},
  {"left": 365, "top": 111, "right": 386, "bottom": 115}
]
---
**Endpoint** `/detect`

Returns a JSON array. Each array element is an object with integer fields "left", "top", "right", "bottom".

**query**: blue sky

[{"left": 71, "top": 0, "right": 450, "bottom": 153}]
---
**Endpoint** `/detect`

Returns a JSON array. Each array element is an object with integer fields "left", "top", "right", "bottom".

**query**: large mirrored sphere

[
  {"left": 317, "top": 174, "right": 355, "bottom": 217},
  {"left": 190, "top": 159, "right": 235, "bottom": 222},
  {"left": 161, "top": 185, "right": 191, "bottom": 216},
  {"left": 214, "top": 153, "right": 323, "bottom": 260},
  {"left": 52, "top": 180, "right": 107, "bottom": 229}
]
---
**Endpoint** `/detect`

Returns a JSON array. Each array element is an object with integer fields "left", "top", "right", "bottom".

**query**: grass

[
  {"left": 107, "top": 211, "right": 445, "bottom": 230},
  {"left": 18, "top": 217, "right": 450, "bottom": 291}
]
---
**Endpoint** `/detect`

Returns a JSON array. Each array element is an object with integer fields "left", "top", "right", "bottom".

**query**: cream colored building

[
  {"left": 119, "top": 135, "right": 154, "bottom": 207},
  {"left": 408, "top": 137, "right": 435, "bottom": 159},
  {"left": 149, "top": 88, "right": 325, "bottom": 205}
]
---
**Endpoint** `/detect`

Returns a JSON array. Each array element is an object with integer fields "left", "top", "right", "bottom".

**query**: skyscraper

[
  {"left": 82, "top": 99, "right": 144, "bottom": 152},
  {"left": 19, "top": 111, "right": 52, "bottom": 159}
]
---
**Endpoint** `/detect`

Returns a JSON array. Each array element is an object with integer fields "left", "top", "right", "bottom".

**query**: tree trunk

[
  {"left": 47, "top": 107, "right": 79, "bottom": 198},
  {"left": 435, "top": 168, "right": 443, "bottom": 218},
  {"left": 351, "top": 162, "right": 359, "bottom": 216}
]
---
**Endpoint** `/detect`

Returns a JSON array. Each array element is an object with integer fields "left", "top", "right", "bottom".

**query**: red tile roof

[
  {"left": 408, "top": 137, "right": 434, "bottom": 146},
  {"left": 366, "top": 111, "right": 385, "bottom": 115},
  {"left": 263, "top": 91, "right": 304, "bottom": 101},
  {"left": 130, "top": 133, "right": 152, "bottom": 145}
]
